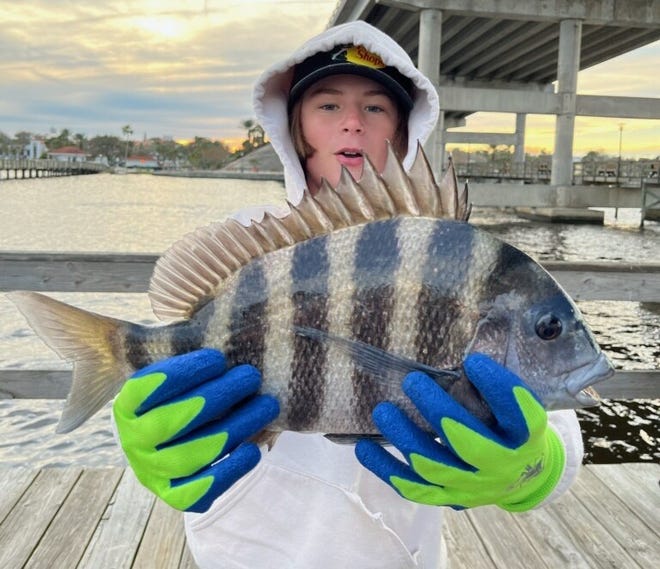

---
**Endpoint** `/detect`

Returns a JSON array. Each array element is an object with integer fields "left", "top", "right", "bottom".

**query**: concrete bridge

[
  {"left": 329, "top": 0, "right": 660, "bottom": 186},
  {"left": 0, "top": 159, "right": 106, "bottom": 180}
]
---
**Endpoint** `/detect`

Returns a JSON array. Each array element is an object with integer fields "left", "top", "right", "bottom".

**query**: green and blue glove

[
  {"left": 113, "top": 348, "right": 280, "bottom": 513},
  {"left": 355, "top": 353, "right": 565, "bottom": 512}
]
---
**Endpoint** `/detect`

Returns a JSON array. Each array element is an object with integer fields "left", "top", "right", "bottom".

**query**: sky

[{"left": 1, "top": 0, "right": 658, "bottom": 157}]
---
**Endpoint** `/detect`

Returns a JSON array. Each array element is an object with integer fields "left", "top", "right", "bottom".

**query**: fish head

[
  {"left": 469, "top": 247, "right": 615, "bottom": 411},
  {"left": 507, "top": 291, "right": 614, "bottom": 409}
]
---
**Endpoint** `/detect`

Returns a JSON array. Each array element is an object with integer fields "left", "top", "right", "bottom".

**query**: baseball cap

[{"left": 288, "top": 44, "right": 414, "bottom": 111}]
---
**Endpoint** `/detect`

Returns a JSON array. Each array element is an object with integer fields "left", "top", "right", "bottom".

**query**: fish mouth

[
  {"left": 564, "top": 353, "right": 615, "bottom": 407},
  {"left": 572, "top": 385, "right": 601, "bottom": 406}
]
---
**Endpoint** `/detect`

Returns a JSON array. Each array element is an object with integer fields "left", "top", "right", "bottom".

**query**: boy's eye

[
  {"left": 319, "top": 103, "right": 338, "bottom": 111},
  {"left": 365, "top": 105, "right": 384, "bottom": 113}
]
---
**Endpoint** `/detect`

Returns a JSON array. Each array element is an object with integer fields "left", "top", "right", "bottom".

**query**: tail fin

[{"left": 7, "top": 291, "right": 132, "bottom": 433}]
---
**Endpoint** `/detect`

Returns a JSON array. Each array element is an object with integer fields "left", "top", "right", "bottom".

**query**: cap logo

[{"left": 332, "top": 45, "right": 386, "bottom": 70}]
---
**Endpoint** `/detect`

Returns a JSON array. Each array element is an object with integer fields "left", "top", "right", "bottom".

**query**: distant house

[
  {"left": 125, "top": 154, "right": 159, "bottom": 170},
  {"left": 48, "top": 146, "right": 89, "bottom": 163},
  {"left": 25, "top": 138, "right": 48, "bottom": 159}
]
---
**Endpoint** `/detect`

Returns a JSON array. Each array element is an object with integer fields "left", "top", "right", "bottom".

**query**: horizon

[{"left": 11, "top": 132, "right": 657, "bottom": 164}]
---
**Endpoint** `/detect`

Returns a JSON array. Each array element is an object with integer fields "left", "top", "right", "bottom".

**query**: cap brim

[{"left": 289, "top": 63, "right": 414, "bottom": 111}]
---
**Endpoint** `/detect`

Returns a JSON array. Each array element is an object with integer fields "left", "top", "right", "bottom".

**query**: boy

[{"left": 113, "top": 21, "right": 583, "bottom": 568}]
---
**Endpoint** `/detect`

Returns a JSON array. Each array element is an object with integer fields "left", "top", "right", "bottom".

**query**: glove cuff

[{"left": 499, "top": 427, "right": 566, "bottom": 512}]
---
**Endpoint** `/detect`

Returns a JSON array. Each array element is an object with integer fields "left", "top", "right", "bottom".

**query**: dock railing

[{"left": 0, "top": 251, "right": 658, "bottom": 401}]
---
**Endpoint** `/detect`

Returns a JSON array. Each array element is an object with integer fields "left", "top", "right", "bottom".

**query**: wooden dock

[
  {"left": 0, "top": 159, "right": 106, "bottom": 180},
  {"left": 0, "top": 463, "right": 657, "bottom": 568}
]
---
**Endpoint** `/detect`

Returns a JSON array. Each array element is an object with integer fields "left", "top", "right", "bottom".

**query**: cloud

[
  {"left": 0, "top": 1, "right": 335, "bottom": 139},
  {"left": 579, "top": 42, "right": 660, "bottom": 98}
]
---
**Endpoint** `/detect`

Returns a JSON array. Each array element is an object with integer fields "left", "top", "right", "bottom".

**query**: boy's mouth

[
  {"left": 337, "top": 149, "right": 363, "bottom": 158},
  {"left": 336, "top": 148, "right": 364, "bottom": 169}
]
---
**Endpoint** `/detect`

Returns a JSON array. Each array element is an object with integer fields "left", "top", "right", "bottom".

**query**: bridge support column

[
  {"left": 551, "top": 19, "right": 581, "bottom": 187},
  {"left": 418, "top": 8, "right": 443, "bottom": 174},
  {"left": 514, "top": 113, "right": 526, "bottom": 169}
]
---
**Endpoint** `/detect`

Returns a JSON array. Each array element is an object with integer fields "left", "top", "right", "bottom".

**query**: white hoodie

[{"left": 184, "top": 21, "right": 584, "bottom": 569}]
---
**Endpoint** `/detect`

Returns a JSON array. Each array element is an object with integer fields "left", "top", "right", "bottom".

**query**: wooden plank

[
  {"left": 507, "top": 501, "right": 593, "bottom": 567},
  {"left": 542, "top": 261, "right": 660, "bottom": 302},
  {"left": 78, "top": 468, "right": 156, "bottom": 569},
  {"left": 3, "top": 367, "right": 656, "bottom": 401},
  {"left": 619, "top": 462, "right": 660, "bottom": 494},
  {"left": 464, "top": 507, "right": 552, "bottom": 569},
  {"left": 442, "top": 508, "right": 496, "bottom": 568},
  {"left": 2, "top": 252, "right": 660, "bottom": 302},
  {"left": 0, "top": 368, "right": 72, "bottom": 399},
  {"left": 25, "top": 468, "right": 124, "bottom": 568},
  {"left": 535, "top": 478, "right": 641, "bottom": 568},
  {"left": 178, "top": 544, "right": 199, "bottom": 569},
  {"left": 0, "top": 467, "right": 39, "bottom": 524},
  {"left": 132, "top": 496, "right": 188, "bottom": 569},
  {"left": 0, "top": 468, "right": 82, "bottom": 568},
  {"left": 588, "top": 463, "right": 660, "bottom": 537},
  {"left": 0, "top": 251, "right": 156, "bottom": 293},
  {"left": 571, "top": 466, "right": 659, "bottom": 567},
  {"left": 596, "top": 370, "right": 660, "bottom": 400}
]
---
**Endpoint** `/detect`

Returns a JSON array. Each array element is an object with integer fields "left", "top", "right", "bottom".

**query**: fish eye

[{"left": 535, "top": 313, "right": 563, "bottom": 340}]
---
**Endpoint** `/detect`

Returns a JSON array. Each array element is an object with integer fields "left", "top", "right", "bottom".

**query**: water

[{"left": 0, "top": 173, "right": 658, "bottom": 468}]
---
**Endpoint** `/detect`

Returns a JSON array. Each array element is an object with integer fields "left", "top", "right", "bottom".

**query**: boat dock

[
  {"left": 0, "top": 159, "right": 106, "bottom": 179},
  {"left": 0, "top": 463, "right": 657, "bottom": 568}
]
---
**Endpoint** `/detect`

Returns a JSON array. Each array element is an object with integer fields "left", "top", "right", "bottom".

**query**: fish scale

[{"left": 7, "top": 145, "right": 614, "bottom": 435}]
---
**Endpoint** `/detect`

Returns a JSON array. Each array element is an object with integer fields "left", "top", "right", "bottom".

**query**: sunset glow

[
  {"left": 130, "top": 16, "right": 193, "bottom": 41},
  {"left": 1, "top": 1, "right": 657, "bottom": 157}
]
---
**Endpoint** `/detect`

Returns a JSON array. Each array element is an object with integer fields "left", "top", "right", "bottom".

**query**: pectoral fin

[{"left": 293, "top": 326, "right": 459, "bottom": 389}]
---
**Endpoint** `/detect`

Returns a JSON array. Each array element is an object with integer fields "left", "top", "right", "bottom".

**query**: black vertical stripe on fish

[
  {"left": 225, "top": 259, "right": 268, "bottom": 370},
  {"left": 415, "top": 221, "right": 475, "bottom": 368},
  {"left": 170, "top": 299, "right": 215, "bottom": 356},
  {"left": 422, "top": 221, "right": 475, "bottom": 295},
  {"left": 288, "top": 235, "right": 330, "bottom": 430},
  {"left": 351, "top": 220, "right": 401, "bottom": 430},
  {"left": 125, "top": 323, "right": 156, "bottom": 370},
  {"left": 483, "top": 240, "right": 551, "bottom": 298}
]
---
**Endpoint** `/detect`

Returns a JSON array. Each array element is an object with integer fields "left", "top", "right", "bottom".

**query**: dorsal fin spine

[
  {"left": 359, "top": 153, "right": 396, "bottom": 218},
  {"left": 382, "top": 142, "right": 420, "bottom": 216}
]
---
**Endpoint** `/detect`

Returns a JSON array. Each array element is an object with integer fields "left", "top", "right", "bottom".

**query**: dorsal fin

[{"left": 148, "top": 144, "right": 470, "bottom": 321}]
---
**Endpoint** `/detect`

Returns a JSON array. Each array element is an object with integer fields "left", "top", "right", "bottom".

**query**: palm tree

[
  {"left": 240, "top": 119, "right": 255, "bottom": 133},
  {"left": 248, "top": 124, "right": 265, "bottom": 147},
  {"left": 122, "top": 125, "right": 133, "bottom": 164},
  {"left": 74, "top": 133, "right": 87, "bottom": 151}
]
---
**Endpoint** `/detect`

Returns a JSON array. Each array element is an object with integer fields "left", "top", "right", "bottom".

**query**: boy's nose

[{"left": 341, "top": 109, "right": 364, "bottom": 133}]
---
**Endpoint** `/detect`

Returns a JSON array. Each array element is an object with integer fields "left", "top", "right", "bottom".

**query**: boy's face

[{"left": 300, "top": 74, "right": 400, "bottom": 192}]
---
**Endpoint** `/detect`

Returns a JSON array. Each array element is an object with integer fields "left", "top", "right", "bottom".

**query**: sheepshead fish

[{"left": 8, "top": 144, "right": 613, "bottom": 435}]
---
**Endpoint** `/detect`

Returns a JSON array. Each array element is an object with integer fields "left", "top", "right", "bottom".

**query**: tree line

[
  {"left": 0, "top": 120, "right": 266, "bottom": 170},
  {"left": 1, "top": 124, "right": 655, "bottom": 171}
]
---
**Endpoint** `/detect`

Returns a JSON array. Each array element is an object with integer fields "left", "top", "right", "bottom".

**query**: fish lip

[
  {"left": 565, "top": 353, "right": 615, "bottom": 406},
  {"left": 573, "top": 385, "right": 601, "bottom": 406}
]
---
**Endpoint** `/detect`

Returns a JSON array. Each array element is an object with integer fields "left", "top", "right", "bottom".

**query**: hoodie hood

[{"left": 253, "top": 20, "right": 439, "bottom": 206}]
